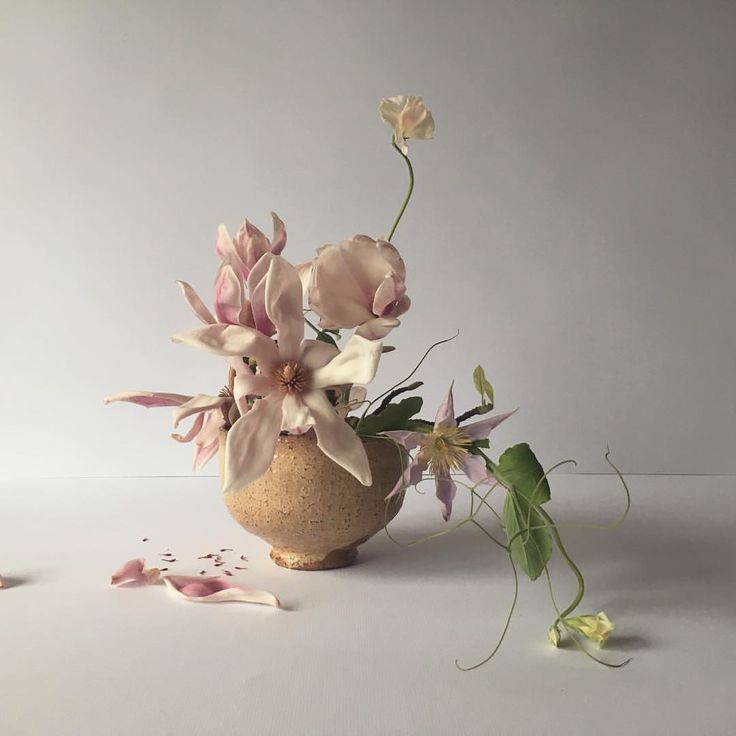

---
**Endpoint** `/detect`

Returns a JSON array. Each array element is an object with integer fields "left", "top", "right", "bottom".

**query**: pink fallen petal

[
  {"left": 111, "top": 558, "right": 160, "bottom": 586},
  {"left": 163, "top": 575, "right": 280, "bottom": 607}
]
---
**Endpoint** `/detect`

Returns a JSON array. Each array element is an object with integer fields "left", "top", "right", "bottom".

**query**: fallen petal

[
  {"left": 111, "top": 558, "right": 160, "bottom": 586},
  {"left": 163, "top": 575, "right": 280, "bottom": 607}
]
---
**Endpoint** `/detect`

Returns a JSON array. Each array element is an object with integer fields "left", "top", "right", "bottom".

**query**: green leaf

[
  {"left": 357, "top": 397, "right": 423, "bottom": 436},
  {"left": 472, "top": 365, "right": 494, "bottom": 407},
  {"left": 503, "top": 491, "right": 552, "bottom": 580},
  {"left": 495, "top": 443, "right": 550, "bottom": 506},
  {"left": 316, "top": 331, "right": 338, "bottom": 347}
]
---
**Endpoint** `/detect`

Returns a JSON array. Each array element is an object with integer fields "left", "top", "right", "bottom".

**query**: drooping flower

[
  {"left": 563, "top": 612, "right": 615, "bottom": 647},
  {"left": 111, "top": 558, "right": 161, "bottom": 586},
  {"left": 308, "top": 235, "right": 410, "bottom": 339},
  {"left": 172, "top": 253, "right": 384, "bottom": 492},
  {"left": 379, "top": 95, "right": 435, "bottom": 155},
  {"left": 104, "top": 391, "right": 235, "bottom": 470},
  {"left": 384, "top": 384, "right": 515, "bottom": 521},
  {"left": 548, "top": 625, "right": 561, "bottom": 647},
  {"left": 163, "top": 575, "right": 280, "bottom": 607}
]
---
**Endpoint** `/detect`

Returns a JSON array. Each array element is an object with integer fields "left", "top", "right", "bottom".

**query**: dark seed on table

[
  {"left": 240, "top": 555, "right": 248, "bottom": 561},
  {"left": 234, "top": 566, "right": 247, "bottom": 570},
  {"left": 198, "top": 554, "right": 214, "bottom": 559},
  {"left": 159, "top": 568, "right": 169, "bottom": 572},
  {"left": 224, "top": 571, "right": 233, "bottom": 576},
  {"left": 199, "top": 570, "right": 207, "bottom": 575},
  {"left": 220, "top": 548, "right": 233, "bottom": 552},
  {"left": 142, "top": 538, "right": 149, "bottom": 542}
]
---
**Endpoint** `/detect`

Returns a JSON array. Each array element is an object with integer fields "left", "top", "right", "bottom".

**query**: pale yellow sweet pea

[
  {"left": 379, "top": 95, "right": 435, "bottom": 154},
  {"left": 563, "top": 612, "right": 615, "bottom": 647}
]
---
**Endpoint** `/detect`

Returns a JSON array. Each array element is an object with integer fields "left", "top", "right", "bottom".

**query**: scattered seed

[
  {"left": 224, "top": 571, "right": 233, "bottom": 576},
  {"left": 220, "top": 548, "right": 233, "bottom": 552},
  {"left": 159, "top": 567, "right": 169, "bottom": 572},
  {"left": 240, "top": 555, "right": 248, "bottom": 561},
  {"left": 214, "top": 562, "right": 224, "bottom": 567},
  {"left": 161, "top": 558, "right": 177, "bottom": 563},
  {"left": 198, "top": 554, "right": 215, "bottom": 559},
  {"left": 234, "top": 566, "right": 247, "bottom": 570},
  {"left": 199, "top": 570, "right": 207, "bottom": 575},
  {"left": 142, "top": 538, "right": 149, "bottom": 542}
]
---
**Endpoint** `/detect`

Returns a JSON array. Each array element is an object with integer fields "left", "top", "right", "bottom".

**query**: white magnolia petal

[
  {"left": 223, "top": 394, "right": 283, "bottom": 492},
  {"left": 281, "top": 393, "right": 313, "bottom": 432},
  {"left": 163, "top": 575, "right": 280, "bottom": 607},
  {"left": 355, "top": 317, "right": 400, "bottom": 339},
  {"left": 302, "top": 390, "right": 372, "bottom": 485},
  {"left": 264, "top": 256, "right": 304, "bottom": 361},
  {"left": 172, "top": 324, "right": 279, "bottom": 366},
  {"left": 176, "top": 281, "right": 216, "bottom": 325},
  {"left": 171, "top": 412, "right": 205, "bottom": 443},
  {"left": 311, "top": 334, "right": 382, "bottom": 389},
  {"left": 172, "top": 394, "right": 227, "bottom": 428},
  {"left": 299, "top": 339, "right": 339, "bottom": 372}
]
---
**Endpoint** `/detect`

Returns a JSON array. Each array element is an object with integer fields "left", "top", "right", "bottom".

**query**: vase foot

[{"left": 269, "top": 546, "right": 358, "bottom": 571}]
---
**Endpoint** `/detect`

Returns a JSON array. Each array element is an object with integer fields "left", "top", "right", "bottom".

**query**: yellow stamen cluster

[
  {"left": 417, "top": 425, "right": 472, "bottom": 475},
  {"left": 274, "top": 361, "right": 309, "bottom": 395}
]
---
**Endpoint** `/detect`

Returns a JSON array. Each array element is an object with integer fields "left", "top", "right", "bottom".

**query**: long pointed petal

[
  {"left": 223, "top": 393, "right": 283, "bottom": 492},
  {"left": 311, "top": 334, "right": 382, "bottom": 389},
  {"left": 461, "top": 409, "right": 517, "bottom": 439},
  {"left": 302, "top": 390, "right": 371, "bottom": 485},
  {"left": 172, "top": 395, "right": 227, "bottom": 428},
  {"left": 213, "top": 261, "right": 244, "bottom": 325},
  {"left": 264, "top": 255, "right": 304, "bottom": 361},
  {"left": 460, "top": 454, "right": 492, "bottom": 485},
  {"left": 435, "top": 473, "right": 457, "bottom": 521},
  {"left": 171, "top": 412, "right": 205, "bottom": 443},
  {"left": 382, "top": 430, "right": 425, "bottom": 451},
  {"left": 434, "top": 383, "right": 456, "bottom": 428},
  {"left": 270, "top": 211, "right": 287, "bottom": 254},
  {"left": 104, "top": 391, "right": 192, "bottom": 408},
  {"left": 176, "top": 281, "right": 216, "bottom": 325}
]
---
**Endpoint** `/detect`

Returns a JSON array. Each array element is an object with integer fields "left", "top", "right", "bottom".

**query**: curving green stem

[{"left": 386, "top": 142, "right": 415, "bottom": 242}]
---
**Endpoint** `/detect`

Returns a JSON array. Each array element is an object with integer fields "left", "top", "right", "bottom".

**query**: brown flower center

[{"left": 274, "top": 361, "right": 309, "bottom": 395}]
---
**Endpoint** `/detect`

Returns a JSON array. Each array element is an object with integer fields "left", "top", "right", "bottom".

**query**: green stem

[{"left": 386, "top": 142, "right": 414, "bottom": 242}]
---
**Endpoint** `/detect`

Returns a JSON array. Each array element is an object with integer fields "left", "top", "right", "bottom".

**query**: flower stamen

[
  {"left": 417, "top": 426, "right": 472, "bottom": 475},
  {"left": 274, "top": 361, "right": 309, "bottom": 395}
]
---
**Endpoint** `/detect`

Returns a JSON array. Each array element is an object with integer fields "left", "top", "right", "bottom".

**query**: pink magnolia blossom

[
  {"left": 173, "top": 254, "right": 384, "bottom": 492},
  {"left": 216, "top": 212, "right": 287, "bottom": 279},
  {"left": 104, "top": 391, "right": 234, "bottom": 470},
  {"left": 163, "top": 575, "right": 280, "bottom": 607},
  {"left": 111, "top": 558, "right": 161, "bottom": 586},
  {"left": 384, "top": 385, "right": 515, "bottom": 521},
  {"left": 308, "top": 235, "right": 410, "bottom": 339}
]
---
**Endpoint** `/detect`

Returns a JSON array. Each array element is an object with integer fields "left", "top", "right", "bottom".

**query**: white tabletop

[{"left": 1, "top": 474, "right": 734, "bottom": 735}]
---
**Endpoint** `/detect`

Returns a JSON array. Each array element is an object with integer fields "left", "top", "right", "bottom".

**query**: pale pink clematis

[
  {"left": 111, "top": 558, "right": 161, "bottom": 586},
  {"left": 163, "top": 575, "right": 280, "bottom": 607},
  {"left": 384, "top": 384, "right": 516, "bottom": 521},
  {"left": 172, "top": 254, "right": 384, "bottom": 492},
  {"left": 308, "top": 235, "right": 410, "bottom": 339},
  {"left": 104, "top": 391, "right": 235, "bottom": 470}
]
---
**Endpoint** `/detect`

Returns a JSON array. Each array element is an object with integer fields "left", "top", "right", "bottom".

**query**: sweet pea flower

[
  {"left": 172, "top": 254, "right": 384, "bottom": 492},
  {"left": 308, "top": 235, "right": 410, "bottom": 339},
  {"left": 563, "top": 612, "right": 615, "bottom": 647},
  {"left": 379, "top": 95, "right": 435, "bottom": 155},
  {"left": 384, "top": 384, "right": 515, "bottom": 521},
  {"left": 104, "top": 391, "right": 235, "bottom": 470}
]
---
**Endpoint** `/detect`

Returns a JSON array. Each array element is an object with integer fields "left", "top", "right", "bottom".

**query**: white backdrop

[{"left": 1, "top": 0, "right": 734, "bottom": 479}]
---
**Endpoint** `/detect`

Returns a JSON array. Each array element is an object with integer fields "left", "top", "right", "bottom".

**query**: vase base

[{"left": 269, "top": 546, "right": 358, "bottom": 571}]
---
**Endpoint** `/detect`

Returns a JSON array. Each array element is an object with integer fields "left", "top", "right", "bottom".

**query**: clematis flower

[
  {"left": 172, "top": 254, "right": 384, "bottom": 492},
  {"left": 104, "top": 391, "right": 235, "bottom": 470},
  {"left": 163, "top": 575, "right": 280, "bottom": 607},
  {"left": 384, "top": 384, "right": 515, "bottom": 521},
  {"left": 308, "top": 235, "right": 410, "bottom": 339},
  {"left": 216, "top": 211, "right": 287, "bottom": 279},
  {"left": 379, "top": 95, "right": 435, "bottom": 155},
  {"left": 111, "top": 558, "right": 160, "bottom": 586},
  {"left": 563, "top": 612, "right": 615, "bottom": 647}
]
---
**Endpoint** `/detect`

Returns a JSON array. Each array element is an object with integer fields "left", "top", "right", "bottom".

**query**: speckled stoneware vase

[{"left": 219, "top": 432, "right": 405, "bottom": 570}]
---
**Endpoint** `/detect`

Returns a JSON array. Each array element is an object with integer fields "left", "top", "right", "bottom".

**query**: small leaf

[
  {"left": 357, "top": 397, "right": 423, "bottom": 436},
  {"left": 502, "top": 492, "right": 552, "bottom": 581},
  {"left": 472, "top": 365, "right": 494, "bottom": 407},
  {"left": 316, "top": 331, "right": 338, "bottom": 347},
  {"left": 495, "top": 443, "right": 550, "bottom": 506}
]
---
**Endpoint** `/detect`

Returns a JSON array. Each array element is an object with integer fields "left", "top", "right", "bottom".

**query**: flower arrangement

[{"left": 107, "top": 95, "right": 630, "bottom": 668}]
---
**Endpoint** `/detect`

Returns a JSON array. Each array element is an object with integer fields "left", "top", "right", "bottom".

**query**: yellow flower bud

[
  {"left": 548, "top": 625, "right": 561, "bottom": 647},
  {"left": 563, "top": 611, "right": 614, "bottom": 647}
]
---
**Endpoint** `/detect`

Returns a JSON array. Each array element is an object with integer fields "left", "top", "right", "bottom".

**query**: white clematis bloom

[{"left": 173, "top": 254, "right": 383, "bottom": 492}]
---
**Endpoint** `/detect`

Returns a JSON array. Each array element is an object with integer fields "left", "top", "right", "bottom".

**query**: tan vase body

[{"left": 220, "top": 432, "right": 404, "bottom": 570}]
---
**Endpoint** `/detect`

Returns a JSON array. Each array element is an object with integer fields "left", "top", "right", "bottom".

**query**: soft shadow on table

[
  {"left": 357, "top": 512, "right": 736, "bottom": 622},
  {"left": 0, "top": 575, "right": 33, "bottom": 589}
]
